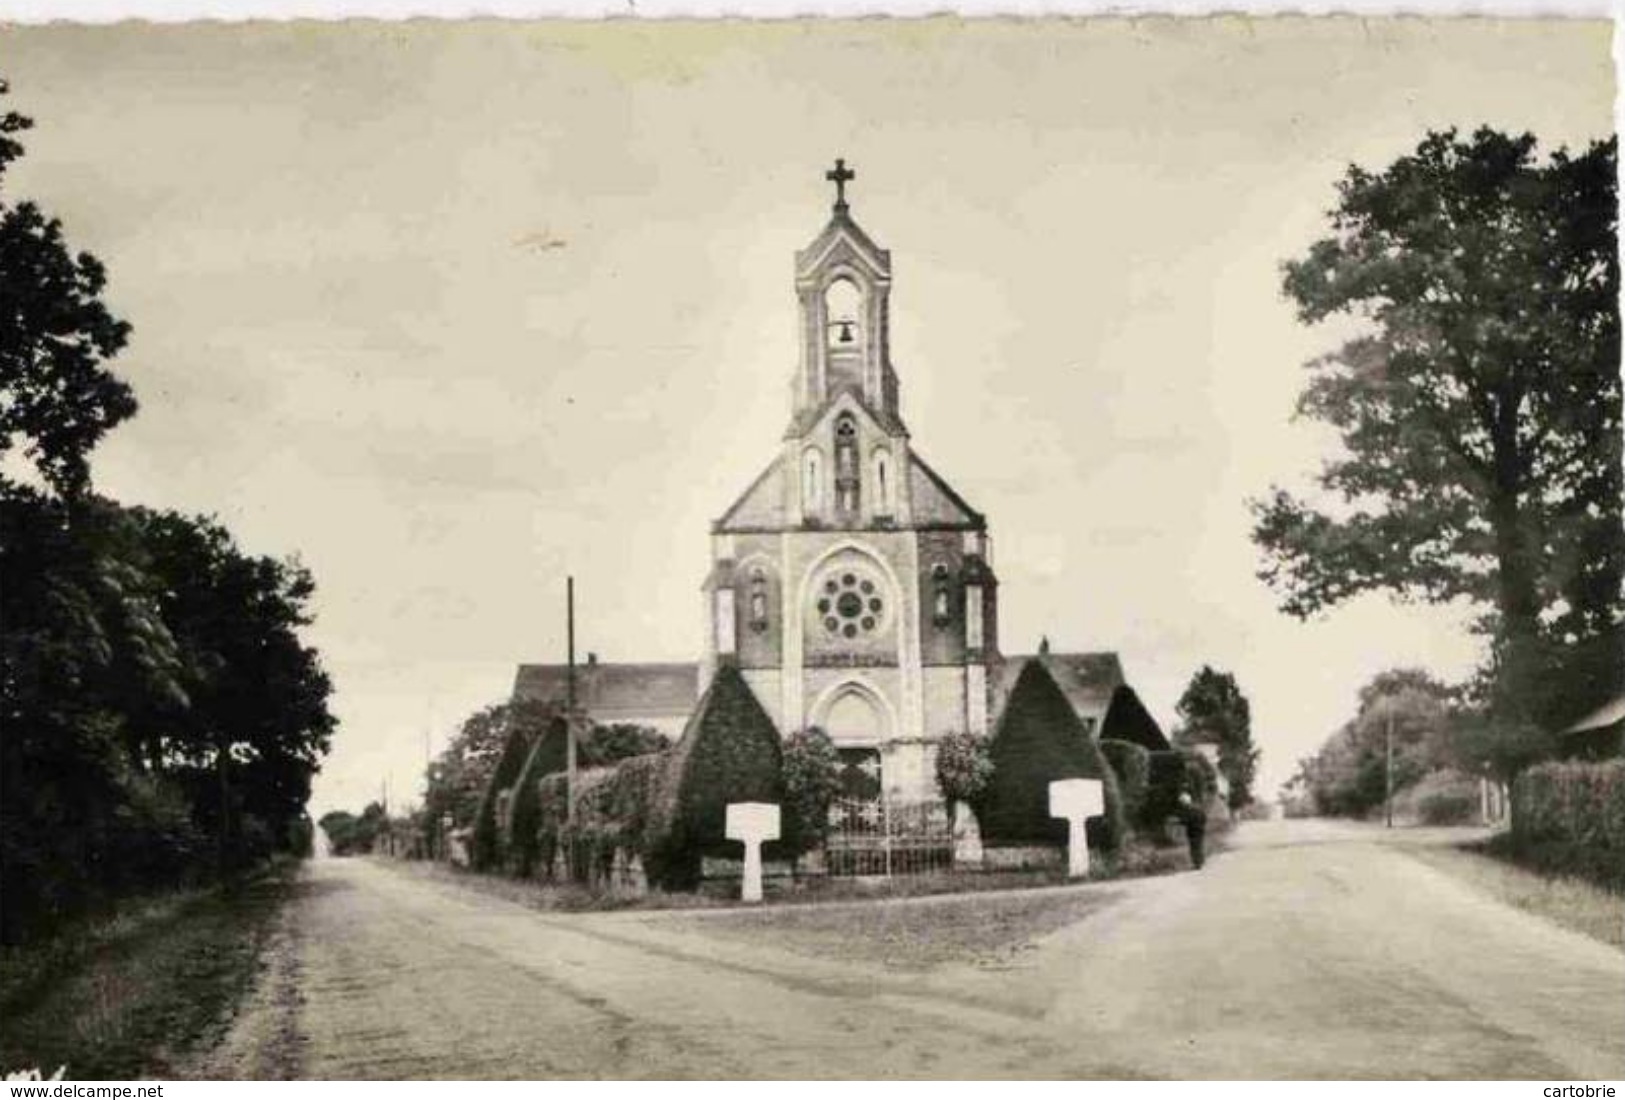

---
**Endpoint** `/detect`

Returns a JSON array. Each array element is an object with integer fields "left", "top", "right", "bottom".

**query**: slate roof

[
  {"left": 996, "top": 651, "right": 1125, "bottom": 724},
  {"left": 511, "top": 661, "right": 700, "bottom": 723}
]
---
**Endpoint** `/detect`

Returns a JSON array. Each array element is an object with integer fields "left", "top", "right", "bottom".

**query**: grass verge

[
  {"left": 384, "top": 834, "right": 1199, "bottom": 915},
  {"left": 1401, "top": 837, "right": 1624, "bottom": 951},
  {"left": 662, "top": 885, "right": 1120, "bottom": 971},
  {"left": 0, "top": 863, "right": 296, "bottom": 1080}
]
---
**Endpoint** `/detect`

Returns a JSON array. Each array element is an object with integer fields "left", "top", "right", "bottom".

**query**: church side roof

[
  {"left": 512, "top": 661, "right": 700, "bottom": 723},
  {"left": 714, "top": 455, "right": 785, "bottom": 532},
  {"left": 909, "top": 452, "right": 983, "bottom": 527}
]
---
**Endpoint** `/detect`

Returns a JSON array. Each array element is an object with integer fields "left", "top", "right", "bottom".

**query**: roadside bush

[
  {"left": 781, "top": 728, "right": 843, "bottom": 854},
  {"left": 1143, "top": 748, "right": 1216, "bottom": 835},
  {"left": 1509, "top": 760, "right": 1625, "bottom": 889},
  {"left": 936, "top": 730, "right": 995, "bottom": 807},
  {"left": 1100, "top": 739, "right": 1150, "bottom": 830},
  {"left": 1418, "top": 789, "right": 1477, "bottom": 826},
  {"left": 979, "top": 660, "right": 1125, "bottom": 853}
]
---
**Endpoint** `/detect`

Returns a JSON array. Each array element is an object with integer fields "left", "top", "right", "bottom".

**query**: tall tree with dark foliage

[
  {"left": 0, "top": 79, "right": 333, "bottom": 942},
  {"left": 1172, "top": 666, "right": 1259, "bottom": 811},
  {"left": 1253, "top": 128, "right": 1622, "bottom": 740}
]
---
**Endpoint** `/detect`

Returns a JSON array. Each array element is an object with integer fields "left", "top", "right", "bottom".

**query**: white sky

[{"left": 3, "top": 17, "right": 1613, "bottom": 816}]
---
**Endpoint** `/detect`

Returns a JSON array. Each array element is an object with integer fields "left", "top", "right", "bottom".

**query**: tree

[
  {"left": 0, "top": 79, "right": 137, "bottom": 501},
  {"left": 1172, "top": 666, "right": 1259, "bottom": 810},
  {"left": 580, "top": 723, "right": 670, "bottom": 767},
  {"left": 1253, "top": 128, "right": 1622, "bottom": 732},
  {"left": 1298, "top": 669, "right": 1456, "bottom": 816}
]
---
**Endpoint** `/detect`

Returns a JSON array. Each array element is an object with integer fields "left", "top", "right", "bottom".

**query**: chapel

[{"left": 512, "top": 161, "right": 1168, "bottom": 804}]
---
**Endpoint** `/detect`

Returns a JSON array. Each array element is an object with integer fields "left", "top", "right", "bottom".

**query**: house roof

[
  {"left": 511, "top": 661, "right": 700, "bottom": 723},
  {"left": 995, "top": 651, "right": 1124, "bottom": 724}
]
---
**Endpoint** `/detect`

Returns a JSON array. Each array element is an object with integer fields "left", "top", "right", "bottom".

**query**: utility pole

[
  {"left": 1384, "top": 707, "right": 1395, "bottom": 829},
  {"left": 566, "top": 575, "right": 578, "bottom": 826}
]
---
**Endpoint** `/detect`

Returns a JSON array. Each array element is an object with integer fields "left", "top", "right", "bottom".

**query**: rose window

[{"left": 816, "top": 570, "right": 886, "bottom": 639}]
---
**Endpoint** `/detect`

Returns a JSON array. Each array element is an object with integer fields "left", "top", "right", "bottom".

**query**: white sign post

[
  {"left": 725, "top": 802, "right": 781, "bottom": 903},
  {"left": 1049, "top": 778, "right": 1105, "bottom": 878}
]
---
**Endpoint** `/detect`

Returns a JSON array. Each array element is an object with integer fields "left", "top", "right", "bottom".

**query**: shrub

[
  {"left": 935, "top": 731, "right": 995, "bottom": 806},
  {"left": 1100, "top": 739, "right": 1150, "bottom": 830},
  {"left": 781, "top": 728, "right": 843, "bottom": 853},
  {"left": 1143, "top": 748, "right": 1215, "bottom": 833},
  {"left": 1510, "top": 760, "right": 1625, "bottom": 889},
  {"left": 1417, "top": 789, "right": 1477, "bottom": 826},
  {"left": 979, "top": 660, "right": 1125, "bottom": 852}
]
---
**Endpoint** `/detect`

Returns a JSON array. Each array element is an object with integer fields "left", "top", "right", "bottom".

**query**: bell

[{"left": 835, "top": 320, "right": 856, "bottom": 344}]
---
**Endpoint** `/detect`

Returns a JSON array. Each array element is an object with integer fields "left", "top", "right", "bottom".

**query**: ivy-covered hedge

[
  {"left": 520, "top": 665, "right": 785, "bottom": 890},
  {"left": 1100, "top": 739, "right": 1150, "bottom": 830},
  {"left": 978, "top": 660, "right": 1125, "bottom": 852},
  {"left": 1509, "top": 759, "right": 1625, "bottom": 889},
  {"left": 533, "top": 756, "right": 665, "bottom": 885}
]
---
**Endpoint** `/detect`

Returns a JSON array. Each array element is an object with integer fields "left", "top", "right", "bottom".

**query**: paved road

[{"left": 191, "top": 821, "right": 1624, "bottom": 1079}]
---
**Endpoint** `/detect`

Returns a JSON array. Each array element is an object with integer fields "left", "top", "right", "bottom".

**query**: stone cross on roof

[{"left": 825, "top": 157, "right": 855, "bottom": 213}]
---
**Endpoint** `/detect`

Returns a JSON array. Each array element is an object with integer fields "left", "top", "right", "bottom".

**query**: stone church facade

[
  {"left": 512, "top": 163, "right": 1168, "bottom": 804},
  {"left": 697, "top": 167, "right": 999, "bottom": 801}
]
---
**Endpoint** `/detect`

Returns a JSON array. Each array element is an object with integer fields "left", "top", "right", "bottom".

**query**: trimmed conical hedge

[
  {"left": 646, "top": 664, "right": 785, "bottom": 888},
  {"left": 979, "top": 659, "right": 1124, "bottom": 851}
]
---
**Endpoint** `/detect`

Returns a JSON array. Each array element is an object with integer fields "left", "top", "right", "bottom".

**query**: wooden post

[
  {"left": 1384, "top": 708, "right": 1394, "bottom": 829},
  {"left": 566, "top": 576, "right": 577, "bottom": 827}
]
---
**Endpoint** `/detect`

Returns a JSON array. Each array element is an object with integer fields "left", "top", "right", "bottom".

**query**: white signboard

[
  {"left": 1049, "top": 778, "right": 1104, "bottom": 878},
  {"left": 725, "top": 801, "right": 780, "bottom": 903}
]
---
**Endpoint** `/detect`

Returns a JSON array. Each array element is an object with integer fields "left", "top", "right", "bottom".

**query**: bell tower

[
  {"left": 706, "top": 160, "right": 1000, "bottom": 793},
  {"left": 790, "top": 159, "right": 903, "bottom": 432}
]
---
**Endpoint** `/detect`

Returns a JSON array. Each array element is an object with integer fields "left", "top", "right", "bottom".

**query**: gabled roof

[
  {"left": 784, "top": 384, "right": 908, "bottom": 441},
  {"left": 512, "top": 661, "right": 699, "bottom": 723},
  {"left": 909, "top": 452, "right": 982, "bottom": 527},
  {"left": 996, "top": 651, "right": 1124, "bottom": 725},
  {"left": 795, "top": 211, "right": 891, "bottom": 283}
]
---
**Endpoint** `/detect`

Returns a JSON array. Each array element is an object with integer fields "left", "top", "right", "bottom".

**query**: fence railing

[{"left": 825, "top": 797, "right": 953, "bottom": 877}]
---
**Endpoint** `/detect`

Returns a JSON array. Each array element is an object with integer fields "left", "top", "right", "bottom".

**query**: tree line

[{"left": 0, "top": 79, "right": 334, "bottom": 944}]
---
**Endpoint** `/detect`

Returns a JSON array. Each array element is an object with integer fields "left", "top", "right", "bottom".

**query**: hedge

[
  {"left": 978, "top": 659, "right": 1125, "bottom": 852},
  {"left": 504, "top": 715, "right": 569, "bottom": 876},
  {"left": 1509, "top": 759, "right": 1625, "bottom": 889},
  {"left": 1100, "top": 739, "right": 1150, "bottom": 830},
  {"left": 648, "top": 664, "right": 785, "bottom": 888},
  {"left": 534, "top": 756, "right": 664, "bottom": 885},
  {"left": 1143, "top": 748, "right": 1217, "bottom": 833},
  {"left": 471, "top": 715, "right": 551, "bottom": 871}
]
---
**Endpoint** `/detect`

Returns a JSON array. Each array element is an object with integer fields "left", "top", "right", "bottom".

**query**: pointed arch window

[
  {"left": 748, "top": 567, "right": 770, "bottom": 633},
  {"left": 802, "top": 449, "right": 824, "bottom": 519},
  {"left": 873, "top": 448, "right": 894, "bottom": 517},
  {"left": 834, "top": 415, "right": 860, "bottom": 516},
  {"left": 930, "top": 563, "right": 952, "bottom": 627}
]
